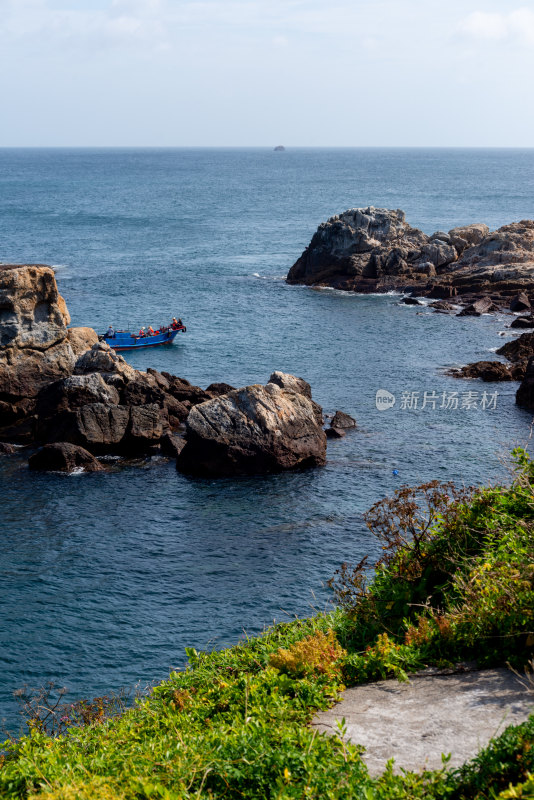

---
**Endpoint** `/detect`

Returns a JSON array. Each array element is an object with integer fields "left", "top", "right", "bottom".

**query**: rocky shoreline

[
  {"left": 4, "top": 209, "right": 534, "bottom": 478},
  {"left": 287, "top": 207, "right": 534, "bottom": 408},
  {"left": 0, "top": 264, "right": 356, "bottom": 476}
]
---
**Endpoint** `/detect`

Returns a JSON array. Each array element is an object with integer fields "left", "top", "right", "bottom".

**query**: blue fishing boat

[{"left": 101, "top": 323, "right": 186, "bottom": 352}]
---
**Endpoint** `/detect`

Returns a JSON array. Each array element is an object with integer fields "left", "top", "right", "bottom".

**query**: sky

[{"left": 1, "top": 0, "right": 534, "bottom": 146}]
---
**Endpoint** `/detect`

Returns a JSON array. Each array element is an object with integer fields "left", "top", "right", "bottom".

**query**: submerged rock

[
  {"left": 177, "top": 378, "right": 326, "bottom": 477},
  {"left": 28, "top": 442, "right": 104, "bottom": 472},
  {"left": 325, "top": 427, "right": 345, "bottom": 439}
]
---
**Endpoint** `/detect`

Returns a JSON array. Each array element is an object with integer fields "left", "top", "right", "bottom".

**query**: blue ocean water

[{"left": 1, "top": 148, "right": 534, "bottom": 731}]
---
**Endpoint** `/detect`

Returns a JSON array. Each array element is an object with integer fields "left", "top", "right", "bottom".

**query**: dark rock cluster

[{"left": 0, "top": 265, "right": 349, "bottom": 476}]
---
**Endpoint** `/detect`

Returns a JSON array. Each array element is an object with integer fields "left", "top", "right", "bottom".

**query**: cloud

[{"left": 459, "top": 7, "right": 534, "bottom": 44}]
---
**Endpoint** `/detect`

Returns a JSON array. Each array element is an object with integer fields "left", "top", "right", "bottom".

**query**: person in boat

[
  {"left": 171, "top": 317, "right": 179, "bottom": 330},
  {"left": 147, "top": 326, "right": 155, "bottom": 336},
  {"left": 178, "top": 318, "right": 183, "bottom": 327},
  {"left": 106, "top": 325, "right": 114, "bottom": 338},
  {"left": 138, "top": 327, "right": 146, "bottom": 337}
]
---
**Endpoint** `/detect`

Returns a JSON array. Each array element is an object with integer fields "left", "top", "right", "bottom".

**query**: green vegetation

[{"left": 1, "top": 449, "right": 534, "bottom": 799}]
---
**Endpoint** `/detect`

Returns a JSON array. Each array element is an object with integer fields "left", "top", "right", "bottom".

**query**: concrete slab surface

[{"left": 312, "top": 668, "right": 534, "bottom": 775}]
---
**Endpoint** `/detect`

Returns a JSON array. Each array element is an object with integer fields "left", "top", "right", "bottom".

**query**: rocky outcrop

[
  {"left": 449, "top": 361, "right": 525, "bottom": 382},
  {"left": 177, "top": 376, "right": 326, "bottom": 476},
  {"left": 28, "top": 442, "right": 104, "bottom": 472},
  {"left": 0, "top": 265, "right": 77, "bottom": 439},
  {"left": 33, "top": 343, "right": 193, "bottom": 453},
  {"left": 497, "top": 332, "right": 534, "bottom": 363},
  {"left": 516, "top": 357, "right": 534, "bottom": 408},
  {"left": 0, "top": 266, "right": 332, "bottom": 475},
  {"left": 287, "top": 208, "right": 534, "bottom": 299}
]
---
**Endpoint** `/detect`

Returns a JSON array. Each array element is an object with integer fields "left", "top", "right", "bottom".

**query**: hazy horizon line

[{"left": 1, "top": 145, "right": 534, "bottom": 150}]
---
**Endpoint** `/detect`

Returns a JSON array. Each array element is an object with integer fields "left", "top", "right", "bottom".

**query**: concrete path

[{"left": 312, "top": 668, "right": 533, "bottom": 775}]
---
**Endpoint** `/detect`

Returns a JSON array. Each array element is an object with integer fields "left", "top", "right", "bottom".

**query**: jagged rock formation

[
  {"left": 0, "top": 266, "right": 330, "bottom": 475},
  {"left": 287, "top": 207, "right": 534, "bottom": 300},
  {"left": 177, "top": 373, "right": 326, "bottom": 476},
  {"left": 0, "top": 265, "right": 91, "bottom": 439},
  {"left": 0, "top": 266, "right": 228, "bottom": 454}
]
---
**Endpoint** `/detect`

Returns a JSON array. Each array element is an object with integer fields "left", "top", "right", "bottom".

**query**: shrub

[{"left": 269, "top": 629, "right": 346, "bottom": 679}]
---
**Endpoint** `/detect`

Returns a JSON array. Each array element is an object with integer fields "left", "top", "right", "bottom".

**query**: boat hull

[{"left": 103, "top": 329, "right": 184, "bottom": 351}]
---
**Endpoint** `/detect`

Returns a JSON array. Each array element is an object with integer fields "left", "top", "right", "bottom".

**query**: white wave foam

[{"left": 252, "top": 273, "right": 286, "bottom": 281}]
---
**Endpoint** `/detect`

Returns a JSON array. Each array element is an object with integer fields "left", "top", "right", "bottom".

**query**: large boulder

[
  {"left": 28, "top": 442, "right": 104, "bottom": 472},
  {"left": 177, "top": 380, "right": 327, "bottom": 476}
]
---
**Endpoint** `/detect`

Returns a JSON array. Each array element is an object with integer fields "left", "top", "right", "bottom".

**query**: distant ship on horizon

[{"left": 274, "top": 145, "right": 286, "bottom": 151}]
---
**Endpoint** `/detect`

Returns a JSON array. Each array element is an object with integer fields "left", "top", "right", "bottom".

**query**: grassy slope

[{"left": 1, "top": 450, "right": 534, "bottom": 800}]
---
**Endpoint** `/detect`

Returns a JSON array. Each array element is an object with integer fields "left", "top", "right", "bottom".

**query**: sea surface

[{"left": 1, "top": 148, "right": 534, "bottom": 731}]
